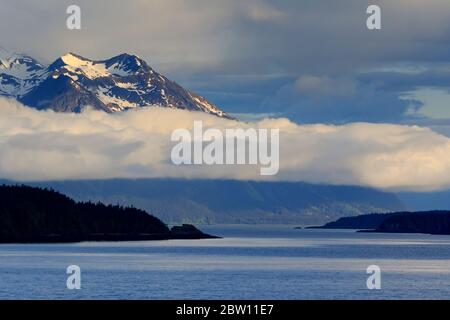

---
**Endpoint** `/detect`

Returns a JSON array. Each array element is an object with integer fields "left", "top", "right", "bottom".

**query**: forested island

[
  {"left": 309, "top": 211, "right": 450, "bottom": 235},
  {"left": 0, "top": 185, "right": 218, "bottom": 243}
]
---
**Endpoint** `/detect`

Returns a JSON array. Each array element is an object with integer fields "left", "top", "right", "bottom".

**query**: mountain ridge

[
  {"left": 0, "top": 48, "right": 229, "bottom": 117},
  {"left": 0, "top": 179, "right": 407, "bottom": 225}
]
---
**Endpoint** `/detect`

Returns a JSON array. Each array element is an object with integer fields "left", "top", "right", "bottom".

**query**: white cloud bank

[{"left": 1, "top": 98, "right": 450, "bottom": 191}]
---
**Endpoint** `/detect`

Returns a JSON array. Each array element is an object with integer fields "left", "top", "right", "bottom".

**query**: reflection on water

[{"left": 0, "top": 225, "right": 450, "bottom": 299}]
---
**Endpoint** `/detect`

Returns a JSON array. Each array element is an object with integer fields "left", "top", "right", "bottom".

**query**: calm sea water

[{"left": 1, "top": 225, "right": 450, "bottom": 300}]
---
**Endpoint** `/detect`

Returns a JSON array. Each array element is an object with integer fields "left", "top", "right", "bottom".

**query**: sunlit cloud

[{"left": 1, "top": 98, "right": 450, "bottom": 191}]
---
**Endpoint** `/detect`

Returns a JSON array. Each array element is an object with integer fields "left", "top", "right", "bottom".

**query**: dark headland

[
  {"left": 0, "top": 185, "right": 219, "bottom": 243},
  {"left": 307, "top": 211, "right": 450, "bottom": 235}
]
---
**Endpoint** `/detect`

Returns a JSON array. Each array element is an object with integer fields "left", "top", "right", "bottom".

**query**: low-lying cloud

[{"left": 1, "top": 98, "right": 450, "bottom": 191}]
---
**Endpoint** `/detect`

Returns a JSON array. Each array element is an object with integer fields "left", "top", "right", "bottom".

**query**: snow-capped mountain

[
  {"left": 0, "top": 48, "right": 228, "bottom": 117},
  {"left": 0, "top": 48, "right": 45, "bottom": 97}
]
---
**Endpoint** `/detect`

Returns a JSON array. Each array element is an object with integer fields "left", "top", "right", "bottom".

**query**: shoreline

[{"left": 0, "top": 224, "right": 220, "bottom": 244}]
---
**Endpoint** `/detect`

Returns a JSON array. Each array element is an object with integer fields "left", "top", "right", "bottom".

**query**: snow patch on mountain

[
  {"left": 96, "top": 86, "right": 139, "bottom": 110},
  {"left": 59, "top": 53, "right": 110, "bottom": 80}
]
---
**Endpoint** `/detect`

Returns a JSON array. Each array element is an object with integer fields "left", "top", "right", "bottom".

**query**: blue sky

[{"left": 1, "top": 0, "right": 450, "bottom": 132}]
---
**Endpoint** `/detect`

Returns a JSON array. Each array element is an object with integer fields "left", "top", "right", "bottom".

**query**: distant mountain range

[
  {"left": 0, "top": 179, "right": 407, "bottom": 225},
  {"left": 0, "top": 47, "right": 229, "bottom": 117}
]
